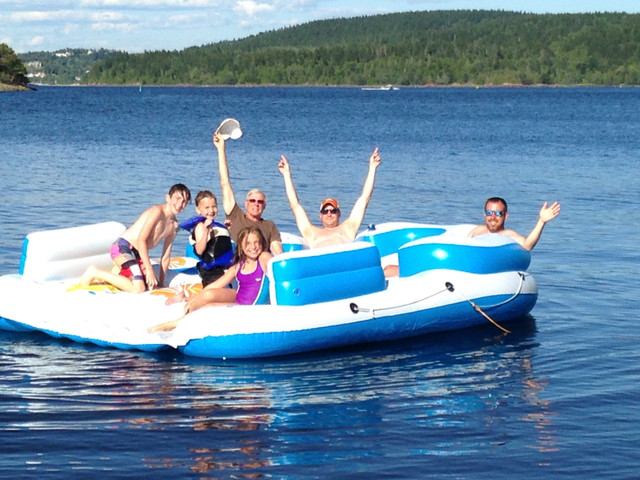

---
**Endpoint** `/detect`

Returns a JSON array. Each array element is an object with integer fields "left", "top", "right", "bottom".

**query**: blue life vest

[{"left": 180, "top": 216, "right": 234, "bottom": 270}]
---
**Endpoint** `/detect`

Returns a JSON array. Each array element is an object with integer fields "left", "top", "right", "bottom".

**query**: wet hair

[
  {"left": 195, "top": 190, "right": 217, "bottom": 206},
  {"left": 234, "top": 226, "right": 267, "bottom": 264},
  {"left": 169, "top": 183, "right": 192, "bottom": 204},
  {"left": 245, "top": 188, "right": 266, "bottom": 203},
  {"left": 485, "top": 196, "right": 508, "bottom": 212}
]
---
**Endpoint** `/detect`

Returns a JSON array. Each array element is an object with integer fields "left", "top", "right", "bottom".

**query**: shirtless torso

[
  {"left": 121, "top": 204, "right": 178, "bottom": 252},
  {"left": 278, "top": 148, "right": 381, "bottom": 250},
  {"left": 306, "top": 224, "right": 357, "bottom": 249},
  {"left": 468, "top": 225, "right": 524, "bottom": 244},
  {"left": 79, "top": 184, "right": 190, "bottom": 292},
  {"left": 119, "top": 193, "right": 185, "bottom": 288}
]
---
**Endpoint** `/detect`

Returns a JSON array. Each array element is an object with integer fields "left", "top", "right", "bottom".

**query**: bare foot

[
  {"left": 78, "top": 265, "right": 97, "bottom": 287},
  {"left": 148, "top": 316, "right": 183, "bottom": 333},
  {"left": 165, "top": 289, "right": 186, "bottom": 306}
]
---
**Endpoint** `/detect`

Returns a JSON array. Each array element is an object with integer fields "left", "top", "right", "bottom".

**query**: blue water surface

[{"left": 1, "top": 86, "right": 639, "bottom": 479}]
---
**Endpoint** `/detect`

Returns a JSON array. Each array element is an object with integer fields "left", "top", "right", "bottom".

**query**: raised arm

[
  {"left": 343, "top": 147, "right": 381, "bottom": 235},
  {"left": 213, "top": 133, "right": 236, "bottom": 216},
  {"left": 278, "top": 155, "right": 315, "bottom": 240},
  {"left": 521, "top": 201, "right": 561, "bottom": 251}
]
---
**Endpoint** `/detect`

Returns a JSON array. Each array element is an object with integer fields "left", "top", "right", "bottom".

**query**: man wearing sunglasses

[
  {"left": 214, "top": 133, "right": 283, "bottom": 255},
  {"left": 277, "top": 147, "right": 381, "bottom": 249},
  {"left": 384, "top": 195, "right": 561, "bottom": 278},
  {"left": 469, "top": 197, "right": 561, "bottom": 251}
]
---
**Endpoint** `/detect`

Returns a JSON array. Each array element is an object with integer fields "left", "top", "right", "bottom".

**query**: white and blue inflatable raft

[{"left": 0, "top": 221, "right": 538, "bottom": 359}]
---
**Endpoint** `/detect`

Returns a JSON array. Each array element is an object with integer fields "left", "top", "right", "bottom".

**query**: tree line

[
  {"left": 82, "top": 10, "right": 640, "bottom": 87},
  {"left": 19, "top": 48, "right": 120, "bottom": 85},
  {"left": 10, "top": 10, "right": 640, "bottom": 87},
  {"left": 0, "top": 44, "right": 29, "bottom": 89}
]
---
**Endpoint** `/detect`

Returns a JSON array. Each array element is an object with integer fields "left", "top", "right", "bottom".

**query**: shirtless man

[
  {"left": 277, "top": 147, "right": 381, "bottom": 248},
  {"left": 214, "top": 133, "right": 283, "bottom": 254},
  {"left": 384, "top": 196, "right": 561, "bottom": 278},
  {"left": 79, "top": 184, "right": 191, "bottom": 292},
  {"left": 468, "top": 196, "right": 561, "bottom": 251}
]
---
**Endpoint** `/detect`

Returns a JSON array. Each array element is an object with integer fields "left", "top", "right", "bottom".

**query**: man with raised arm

[
  {"left": 214, "top": 133, "right": 283, "bottom": 255},
  {"left": 277, "top": 147, "right": 381, "bottom": 248},
  {"left": 384, "top": 196, "right": 561, "bottom": 278},
  {"left": 468, "top": 196, "right": 561, "bottom": 250}
]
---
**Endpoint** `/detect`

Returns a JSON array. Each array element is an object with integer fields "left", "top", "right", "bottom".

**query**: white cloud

[
  {"left": 234, "top": 1, "right": 276, "bottom": 17},
  {"left": 167, "top": 12, "right": 207, "bottom": 23},
  {"left": 80, "top": 0, "right": 215, "bottom": 7},
  {"left": 10, "top": 10, "right": 84, "bottom": 22},
  {"left": 92, "top": 21, "right": 137, "bottom": 32},
  {"left": 63, "top": 23, "right": 80, "bottom": 34},
  {"left": 91, "top": 11, "right": 126, "bottom": 21},
  {"left": 28, "top": 35, "right": 45, "bottom": 46}
]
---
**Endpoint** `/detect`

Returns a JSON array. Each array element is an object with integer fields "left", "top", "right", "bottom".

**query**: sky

[{"left": 2, "top": 0, "right": 640, "bottom": 54}]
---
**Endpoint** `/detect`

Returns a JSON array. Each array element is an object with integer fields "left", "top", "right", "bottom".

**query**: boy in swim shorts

[
  {"left": 79, "top": 184, "right": 191, "bottom": 293},
  {"left": 110, "top": 237, "right": 147, "bottom": 283}
]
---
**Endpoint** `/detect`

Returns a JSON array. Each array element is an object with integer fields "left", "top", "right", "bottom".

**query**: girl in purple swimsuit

[{"left": 150, "top": 226, "right": 273, "bottom": 332}]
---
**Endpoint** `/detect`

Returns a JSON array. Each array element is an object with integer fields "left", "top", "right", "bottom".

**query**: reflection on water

[
  {"left": 10, "top": 85, "right": 635, "bottom": 476},
  {"left": 0, "top": 315, "right": 557, "bottom": 476},
  {"left": 521, "top": 358, "right": 558, "bottom": 455}
]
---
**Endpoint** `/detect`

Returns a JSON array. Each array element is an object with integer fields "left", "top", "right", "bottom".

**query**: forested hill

[
  {"left": 0, "top": 43, "right": 30, "bottom": 90},
  {"left": 84, "top": 10, "right": 640, "bottom": 86},
  {"left": 19, "top": 48, "right": 119, "bottom": 85}
]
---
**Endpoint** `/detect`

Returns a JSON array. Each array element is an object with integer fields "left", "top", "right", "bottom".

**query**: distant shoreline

[
  {"left": 10, "top": 82, "right": 636, "bottom": 89},
  {"left": 0, "top": 83, "right": 36, "bottom": 92}
]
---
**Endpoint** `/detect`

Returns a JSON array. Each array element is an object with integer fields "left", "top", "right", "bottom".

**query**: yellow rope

[{"left": 469, "top": 300, "right": 511, "bottom": 334}]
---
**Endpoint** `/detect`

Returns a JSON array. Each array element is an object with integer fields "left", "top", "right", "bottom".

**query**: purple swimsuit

[{"left": 235, "top": 260, "right": 267, "bottom": 305}]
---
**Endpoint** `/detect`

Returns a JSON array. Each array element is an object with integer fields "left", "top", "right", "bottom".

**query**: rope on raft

[
  {"left": 350, "top": 274, "right": 525, "bottom": 335},
  {"left": 445, "top": 281, "right": 511, "bottom": 334},
  {"left": 349, "top": 283, "right": 454, "bottom": 315}
]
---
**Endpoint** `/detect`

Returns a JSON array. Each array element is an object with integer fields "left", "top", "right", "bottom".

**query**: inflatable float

[{"left": 0, "top": 221, "right": 538, "bottom": 359}]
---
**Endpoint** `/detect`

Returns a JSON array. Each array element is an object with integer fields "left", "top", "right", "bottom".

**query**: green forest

[
  {"left": 19, "top": 48, "right": 120, "bottom": 85},
  {"left": 0, "top": 44, "right": 30, "bottom": 90},
  {"left": 8, "top": 10, "right": 640, "bottom": 87},
  {"left": 82, "top": 10, "right": 640, "bottom": 87}
]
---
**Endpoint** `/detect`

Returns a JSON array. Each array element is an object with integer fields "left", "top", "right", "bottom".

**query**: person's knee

[
  {"left": 201, "top": 289, "right": 219, "bottom": 302},
  {"left": 133, "top": 280, "right": 147, "bottom": 293},
  {"left": 383, "top": 264, "right": 399, "bottom": 277}
]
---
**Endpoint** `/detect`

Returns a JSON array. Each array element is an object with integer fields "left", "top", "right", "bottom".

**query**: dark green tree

[
  {"left": 27, "top": 11, "right": 640, "bottom": 87},
  {"left": 0, "top": 43, "right": 29, "bottom": 87}
]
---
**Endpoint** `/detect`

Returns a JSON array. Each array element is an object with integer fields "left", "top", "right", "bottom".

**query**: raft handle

[{"left": 350, "top": 302, "right": 370, "bottom": 314}]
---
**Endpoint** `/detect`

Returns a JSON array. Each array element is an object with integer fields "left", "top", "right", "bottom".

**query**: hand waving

[{"left": 539, "top": 201, "right": 561, "bottom": 223}]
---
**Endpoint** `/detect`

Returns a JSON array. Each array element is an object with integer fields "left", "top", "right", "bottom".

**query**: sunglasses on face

[
  {"left": 485, "top": 210, "right": 505, "bottom": 217},
  {"left": 248, "top": 198, "right": 265, "bottom": 205},
  {"left": 320, "top": 208, "right": 340, "bottom": 215}
]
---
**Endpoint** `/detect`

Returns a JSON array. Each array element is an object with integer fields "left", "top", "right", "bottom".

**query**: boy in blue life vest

[{"left": 165, "top": 190, "right": 233, "bottom": 305}]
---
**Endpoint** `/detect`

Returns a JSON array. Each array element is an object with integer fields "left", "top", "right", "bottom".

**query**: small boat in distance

[{"left": 361, "top": 84, "right": 400, "bottom": 91}]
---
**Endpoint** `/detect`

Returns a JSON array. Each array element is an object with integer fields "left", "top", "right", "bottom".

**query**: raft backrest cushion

[
  {"left": 268, "top": 242, "right": 385, "bottom": 306},
  {"left": 357, "top": 224, "right": 446, "bottom": 257},
  {"left": 398, "top": 234, "right": 531, "bottom": 277},
  {"left": 20, "top": 221, "right": 126, "bottom": 282}
]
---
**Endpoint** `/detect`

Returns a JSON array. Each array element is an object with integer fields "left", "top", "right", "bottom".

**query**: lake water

[{"left": 1, "top": 86, "right": 639, "bottom": 478}]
